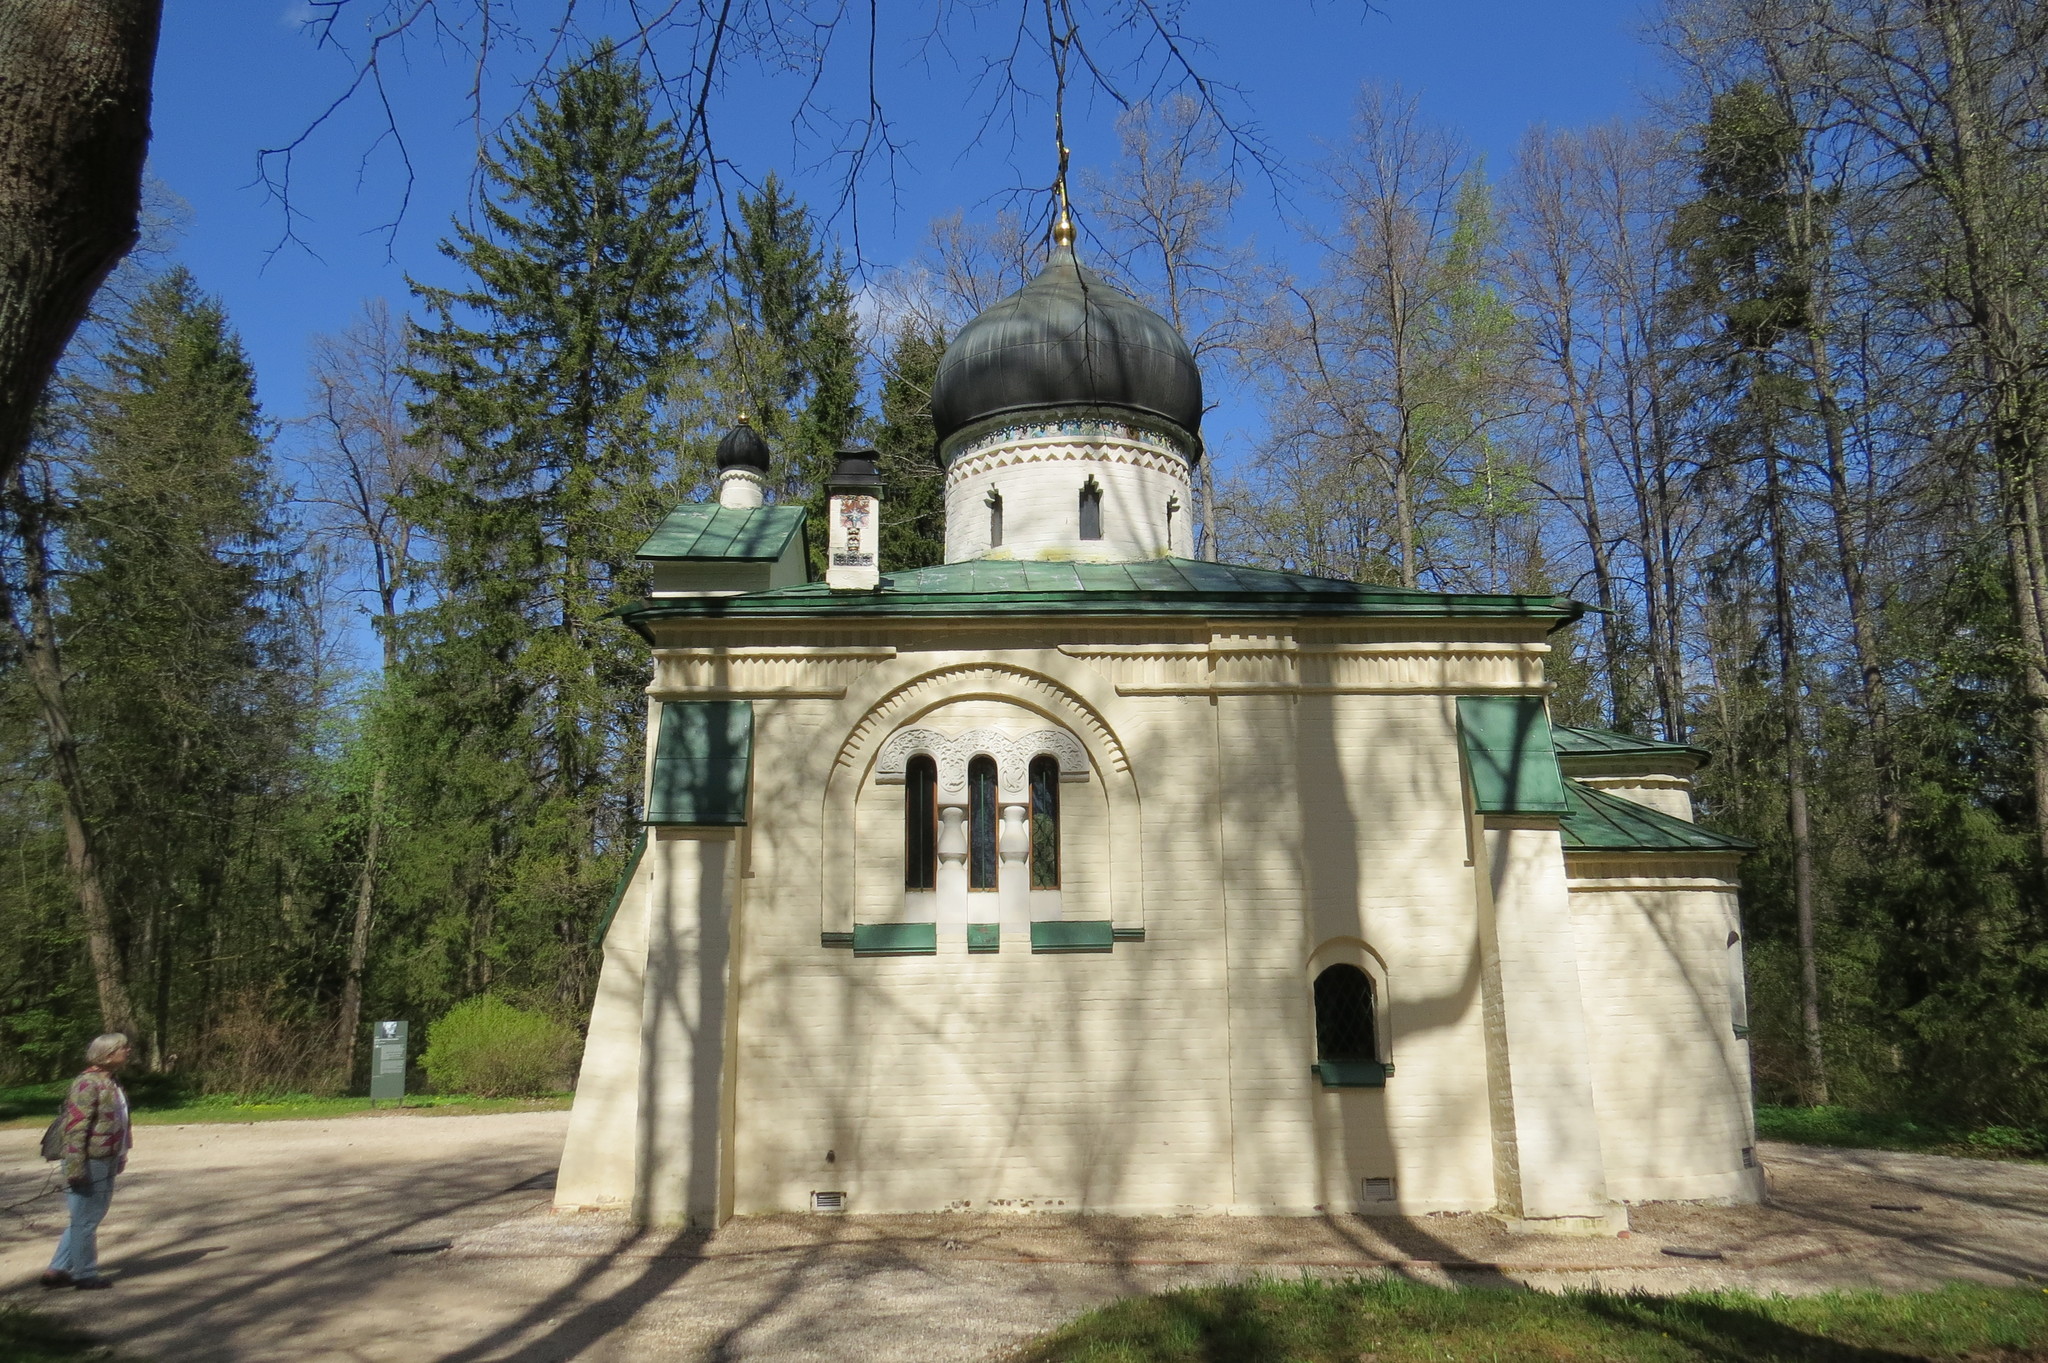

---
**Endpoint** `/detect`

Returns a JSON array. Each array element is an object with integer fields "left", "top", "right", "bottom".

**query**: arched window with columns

[
  {"left": 903, "top": 755, "right": 937, "bottom": 890},
  {"left": 968, "top": 755, "right": 999, "bottom": 890}
]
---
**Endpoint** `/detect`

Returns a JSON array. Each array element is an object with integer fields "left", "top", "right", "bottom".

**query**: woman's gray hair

[{"left": 84, "top": 1033, "right": 129, "bottom": 1066}]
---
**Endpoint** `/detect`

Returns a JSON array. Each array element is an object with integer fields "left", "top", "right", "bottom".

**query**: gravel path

[{"left": 3, "top": 1114, "right": 2045, "bottom": 1362}]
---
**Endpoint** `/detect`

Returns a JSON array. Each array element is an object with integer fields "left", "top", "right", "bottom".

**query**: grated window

[
  {"left": 1029, "top": 755, "right": 1060, "bottom": 889},
  {"left": 969, "top": 755, "right": 998, "bottom": 889},
  {"left": 1740, "top": 1146, "right": 1756, "bottom": 1169},
  {"left": 1314, "top": 964, "right": 1377, "bottom": 1062},
  {"left": 811, "top": 1191, "right": 846, "bottom": 1212},
  {"left": 904, "top": 755, "right": 937, "bottom": 890},
  {"left": 1363, "top": 1177, "right": 1397, "bottom": 1201}
]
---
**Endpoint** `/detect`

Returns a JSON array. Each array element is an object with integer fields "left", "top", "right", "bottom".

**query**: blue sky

[{"left": 150, "top": 1, "right": 1668, "bottom": 456}]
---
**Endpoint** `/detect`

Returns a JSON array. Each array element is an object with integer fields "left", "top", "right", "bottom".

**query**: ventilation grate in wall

[
  {"left": 1363, "top": 1177, "right": 1397, "bottom": 1201},
  {"left": 811, "top": 1190, "right": 847, "bottom": 1212},
  {"left": 1740, "top": 1146, "right": 1757, "bottom": 1169}
]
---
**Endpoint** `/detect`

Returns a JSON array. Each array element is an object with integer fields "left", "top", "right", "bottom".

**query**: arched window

[
  {"left": 968, "top": 755, "right": 998, "bottom": 889},
  {"left": 1165, "top": 494, "right": 1180, "bottom": 549},
  {"left": 1028, "top": 755, "right": 1060, "bottom": 889},
  {"left": 987, "top": 489, "right": 1004, "bottom": 548},
  {"left": 1313, "top": 965, "right": 1377, "bottom": 1063},
  {"left": 903, "top": 755, "right": 937, "bottom": 890},
  {"left": 1078, "top": 477, "right": 1102, "bottom": 540}
]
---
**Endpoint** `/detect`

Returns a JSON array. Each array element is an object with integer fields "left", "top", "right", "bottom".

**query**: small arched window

[
  {"left": 904, "top": 755, "right": 937, "bottom": 890},
  {"left": 968, "top": 755, "right": 998, "bottom": 889},
  {"left": 1028, "top": 755, "right": 1060, "bottom": 889},
  {"left": 1165, "top": 494, "right": 1180, "bottom": 549},
  {"left": 1079, "top": 477, "right": 1103, "bottom": 540},
  {"left": 1313, "top": 965, "right": 1378, "bottom": 1063},
  {"left": 987, "top": 489, "right": 1004, "bottom": 548}
]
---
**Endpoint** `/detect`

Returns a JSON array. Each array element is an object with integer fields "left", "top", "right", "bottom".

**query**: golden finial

[
  {"left": 736, "top": 412, "right": 750, "bottom": 425},
  {"left": 1053, "top": 142, "right": 1076, "bottom": 248}
]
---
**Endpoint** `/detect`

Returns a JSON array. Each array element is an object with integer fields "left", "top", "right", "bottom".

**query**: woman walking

[{"left": 41, "top": 1033, "right": 133, "bottom": 1291}]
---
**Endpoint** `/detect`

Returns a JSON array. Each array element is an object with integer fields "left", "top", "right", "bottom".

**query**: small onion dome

[
  {"left": 930, "top": 243, "right": 1203, "bottom": 457},
  {"left": 715, "top": 415, "right": 772, "bottom": 472}
]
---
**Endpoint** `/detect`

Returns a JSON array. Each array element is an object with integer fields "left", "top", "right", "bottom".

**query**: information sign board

[{"left": 370, "top": 1020, "right": 407, "bottom": 1104}]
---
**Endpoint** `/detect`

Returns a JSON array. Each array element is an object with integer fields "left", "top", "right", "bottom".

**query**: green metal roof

[
  {"left": 1553, "top": 724, "right": 1711, "bottom": 769},
  {"left": 646, "top": 701, "right": 752, "bottom": 825},
  {"left": 1560, "top": 779, "right": 1752, "bottom": 854},
  {"left": 1456, "top": 696, "right": 1571, "bottom": 814},
  {"left": 620, "top": 557, "right": 1583, "bottom": 629},
  {"left": 636, "top": 505, "right": 808, "bottom": 561}
]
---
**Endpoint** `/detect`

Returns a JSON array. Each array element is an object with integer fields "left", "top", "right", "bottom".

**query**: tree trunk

[
  {"left": 1199, "top": 459, "right": 1217, "bottom": 562},
  {"left": 5, "top": 473, "right": 136, "bottom": 1032},
  {"left": 1765, "top": 446, "right": 1827, "bottom": 1103},
  {"left": 335, "top": 764, "right": 385, "bottom": 1080},
  {"left": 0, "top": 0, "right": 162, "bottom": 484},
  {"left": 1557, "top": 331, "right": 1630, "bottom": 727}
]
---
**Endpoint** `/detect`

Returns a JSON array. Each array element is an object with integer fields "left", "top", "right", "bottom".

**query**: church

[{"left": 553, "top": 213, "right": 1762, "bottom": 1232}]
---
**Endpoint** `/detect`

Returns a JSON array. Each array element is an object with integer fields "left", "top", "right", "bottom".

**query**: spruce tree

[
  {"left": 59, "top": 268, "right": 302, "bottom": 1066},
  {"left": 874, "top": 317, "right": 947, "bottom": 571},
  {"left": 718, "top": 175, "right": 864, "bottom": 574},
  {"left": 401, "top": 44, "right": 706, "bottom": 1008}
]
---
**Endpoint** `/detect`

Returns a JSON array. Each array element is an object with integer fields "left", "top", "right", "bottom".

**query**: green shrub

[{"left": 420, "top": 997, "right": 576, "bottom": 1098}]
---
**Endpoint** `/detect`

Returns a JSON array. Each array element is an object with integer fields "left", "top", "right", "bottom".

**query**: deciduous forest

[{"left": 2, "top": 1, "right": 2045, "bottom": 1138}]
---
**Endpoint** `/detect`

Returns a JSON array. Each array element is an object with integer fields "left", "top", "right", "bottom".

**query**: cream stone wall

[
  {"left": 557, "top": 615, "right": 1758, "bottom": 1225},
  {"left": 1566, "top": 855, "right": 1763, "bottom": 1204}
]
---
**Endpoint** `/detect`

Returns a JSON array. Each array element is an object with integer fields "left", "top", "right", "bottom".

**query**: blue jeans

[{"left": 48, "top": 1158, "right": 116, "bottom": 1279}]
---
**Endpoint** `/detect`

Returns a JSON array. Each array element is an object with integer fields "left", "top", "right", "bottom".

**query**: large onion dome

[
  {"left": 930, "top": 244, "right": 1203, "bottom": 457},
  {"left": 716, "top": 415, "right": 772, "bottom": 472}
]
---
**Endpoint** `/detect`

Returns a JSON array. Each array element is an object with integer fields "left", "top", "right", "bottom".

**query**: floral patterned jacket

[{"left": 56, "top": 1068, "right": 131, "bottom": 1185}]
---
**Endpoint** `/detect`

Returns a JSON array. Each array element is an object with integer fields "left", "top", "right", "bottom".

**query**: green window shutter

[
  {"left": 1030, "top": 920, "right": 1114, "bottom": 953},
  {"left": 852, "top": 922, "right": 937, "bottom": 956},
  {"left": 1455, "top": 696, "right": 1569, "bottom": 815},
  {"left": 646, "top": 701, "right": 753, "bottom": 826}
]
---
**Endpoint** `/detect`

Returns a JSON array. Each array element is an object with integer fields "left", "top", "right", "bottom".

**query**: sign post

[{"left": 369, "top": 1020, "right": 408, "bottom": 1107}]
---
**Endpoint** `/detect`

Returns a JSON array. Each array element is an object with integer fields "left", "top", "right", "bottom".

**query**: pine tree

[
  {"left": 401, "top": 43, "right": 707, "bottom": 1009},
  {"left": 874, "top": 317, "right": 947, "bottom": 571}
]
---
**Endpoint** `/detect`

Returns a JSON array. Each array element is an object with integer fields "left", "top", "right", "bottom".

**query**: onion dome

[
  {"left": 929, "top": 243, "right": 1203, "bottom": 457},
  {"left": 715, "top": 415, "right": 772, "bottom": 472}
]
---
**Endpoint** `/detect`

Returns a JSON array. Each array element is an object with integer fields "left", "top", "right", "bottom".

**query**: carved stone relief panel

[{"left": 874, "top": 725, "right": 1091, "bottom": 798}]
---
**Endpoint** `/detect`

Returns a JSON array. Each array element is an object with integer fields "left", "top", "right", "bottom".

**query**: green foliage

[
  {"left": 0, "top": 1305, "right": 113, "bottom": 1362},
  {"left": 420, "top": 995, "right": 577, "bottom": 1098},
  {"left": 398, "top": 43, "right": 704, "bottom": 1015},
  {"left": 715, "top": 174, "right": 866, "bottom": 575},
  {"left": 1011, "top": 1276, "right": 2048, "bottom": 1363},
  {"left": 874, "top": 317, "right": 947, "bottom": 571},
  {"left": 1755, "top": 1104, "right": 2047, "bottom": 1157}
]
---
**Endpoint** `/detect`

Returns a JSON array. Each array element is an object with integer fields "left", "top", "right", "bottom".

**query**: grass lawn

[
  {"left": 0, "top": 1304, "right": 117, "bottom": 1361},
  {"left": 0, "top": 1078, "right": 569, "bottom": 1130},
  {"left": 1008, "top": 1276, "right": 2048, "bottom": 1363},
  {"left": 1755, "top": 1104, "right": 2047, "bottom": 1160}
]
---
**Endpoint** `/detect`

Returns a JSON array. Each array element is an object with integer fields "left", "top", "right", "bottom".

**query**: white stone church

[{"left": 554, "top": 225, "right": 1761, "bottom": 1232}]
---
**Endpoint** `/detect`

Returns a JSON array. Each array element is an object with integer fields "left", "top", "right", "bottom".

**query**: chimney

[{"left": 826, "top": 445, "right": 883, "bottom": 590}]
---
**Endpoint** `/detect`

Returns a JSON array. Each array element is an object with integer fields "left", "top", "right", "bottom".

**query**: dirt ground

[{"left": 2, "top": 1111, "right": 2045, "bottom": 1362}]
